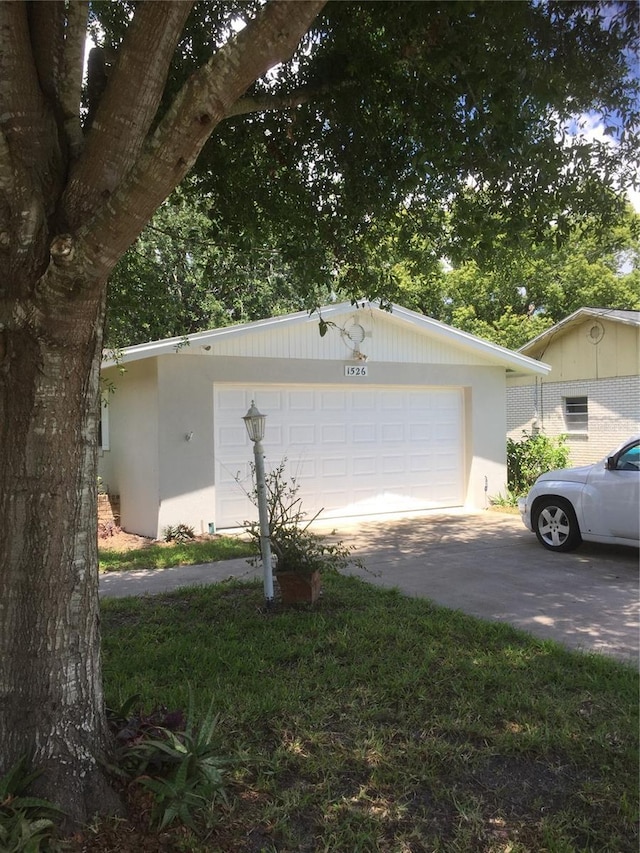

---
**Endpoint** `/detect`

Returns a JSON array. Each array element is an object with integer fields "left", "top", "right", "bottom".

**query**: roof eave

[
  {"left": 101, "top": 300, "right": 550, "bottom": 376},
  {"left": 519, "top": 307, "right": 640, "bottom": 356},
  {"left": 101, "top": 306, "right": 323, "bottom": 368},
  {"left": 387, "top": 304, "right": 551, "bottom": 376}
]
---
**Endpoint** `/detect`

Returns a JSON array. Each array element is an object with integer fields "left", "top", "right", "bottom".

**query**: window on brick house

[{"left": 564, "top": 396, "right": 588, "bottom": 432}]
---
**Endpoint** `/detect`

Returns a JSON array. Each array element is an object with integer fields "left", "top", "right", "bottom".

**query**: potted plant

[{"left": 244, "top": 460, "right": 358, "bottom": 604}]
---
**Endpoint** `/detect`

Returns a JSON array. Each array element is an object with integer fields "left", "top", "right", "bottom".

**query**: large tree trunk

[
  {"left": 0, "top": 276, "right": 122, "bottom": 823},
  {"left": 0, "top": 0, "right": 325, "bottom": 828},
  {"left": 0, "top": 1, "right": 121, "bottom": 822}
]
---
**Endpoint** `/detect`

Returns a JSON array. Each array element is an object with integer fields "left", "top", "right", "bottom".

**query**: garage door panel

[
  {"left": 408, "top": 392, "right": 430, "bottom": 410},
  {"left": 436, "top": 460, "right": 458, "bottom": 477},
  {"left": 217, "top": 457, "right": 249, "bottom": 486},
  {"left": 286, "top": 457, "right": 314, "bottom": 480},
  {"left": 289, "top": 391, "right": 315, "bottom": 410},
  {"left": 322, "top": 457, "right": 348, "bottom": 477},
  {"left": 267, "top": 423, "right": 284, "bottom": 445},
  {"left": 352, "top": 423, "right": 377, "bottom": 443},
  {"left": 381, "top": 455, "right": 405, "bottom": 474},
  {"left": 382, "top": 393, "right": 404, "bottom": 410},
  {"left": 352, "top": 392, "right": 377, "bottom": 410},
  {"left": 321, "top": 424, "right": 347, "bottom": 443},
  {"left": 217, "top": 388, "right": 247, "bottom": 411},
  {"left": 434, "top": 429, "right": 457, "bottom": 447},
  {"left": 381, "top": 423, "right": 405, "bottom": 442},
  {"left": 258, "top": 389, "right": 284, "bottom": 411},
  {"left": 214, "top": 384, "right": 463, "bottom": 528},
  {"left": 410, "top": 423, "right": 432, "bottom": 441},
  {"left": 289, "top": 424, "right": 315, "bottom": 445},
  {"left": 218, "top": 425, "right": 246, "bottom": 450},
  {"left": 321, "top": 391, "right": 347, "bottom": 410},
  {"left": 353, "top": 456, "right": 377, "bottom": 476},
  {"left": 411, "top": 453, "right": 433, "bottom": 472}
]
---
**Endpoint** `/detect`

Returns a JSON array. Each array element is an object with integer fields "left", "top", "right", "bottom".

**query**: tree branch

[
  {"left": 76, "top": 0, "right": 327, "bottom": 280},
  {"left": 226, "top": 89, "right": 316, "bottom": 118},
  {"left": 225, "top": 78, "right": 353, "bottom": 119},
  {"left": 0, "top": 128, "right": 13, "bottom": 241},
  {"left": 0, "top": 1, "right": 54, "bottom": 254},
  {"left": 27, "top": 1, "right": 65, "bottom": 102},
  {"left": 0, "top": 129, "right": 13, "bottom": 195},
  {"left": 0, "top": 2, "right": 48, "bottom": 165},
  {"left": 27, "top": 2, "right": 88, "bottom": 160},
  {"left": 58, "top": 1, "right": 89, "bottom": 160},
  {"left": 65, "top": 1, "right": 194, "bottom": 223}
]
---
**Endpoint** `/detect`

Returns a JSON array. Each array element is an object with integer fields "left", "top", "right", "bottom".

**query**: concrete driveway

[
  {"left": 99, "top": 510, "right": 639, "bottom": 664},
  {"left": 331, "top": 511, "right": 639, "bottom": 665}
]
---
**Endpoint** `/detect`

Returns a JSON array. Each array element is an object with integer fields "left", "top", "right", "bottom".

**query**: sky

[{"left": 569, "top": 113, "right": 639, "bottom": 212}]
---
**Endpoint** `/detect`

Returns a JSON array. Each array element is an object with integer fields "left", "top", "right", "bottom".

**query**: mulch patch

[{"left": 65, "top": 788, "right": 186, "bottom": 853}]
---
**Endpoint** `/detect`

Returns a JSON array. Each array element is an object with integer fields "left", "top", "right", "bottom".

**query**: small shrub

[
  {"left": 507, "top": 431, "right": 570, "bottom": 496},
  {"left": 98, "top": 521, "right": 121, "bottom": 539},
  {"left": 243, "top": 459, "right": 360, "bottom": 575},
  {"left": 489, "top": 490, "right": 519, "bottom": 508},
  {"left": 0, "top": 757, "right": 64, "bottom": 853},
  {"left": 107, "top": 692, "right": 229, "bottom": 832},
  {"left": 162, "top": 524, "right": 196, "bottom": 544},
  {"left": 107, "top": 695, "right": 186, "bottom": 779}
]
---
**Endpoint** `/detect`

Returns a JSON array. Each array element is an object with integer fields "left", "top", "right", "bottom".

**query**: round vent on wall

[
  {"left": 346, "top": 322, "right": 366, "bottom": 345},
  {"left": 586, "top": 321, "right": 605, "bottom": 345},
  {"left": 342, "top": 319, "right": 368, "bottom": 361}
]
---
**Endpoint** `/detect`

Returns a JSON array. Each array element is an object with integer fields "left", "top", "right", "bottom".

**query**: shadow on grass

[{"left": 99, "top": 574, "right": 639, "bottom": 853}]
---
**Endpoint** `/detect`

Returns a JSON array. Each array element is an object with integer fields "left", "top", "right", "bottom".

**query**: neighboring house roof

[
  {"left": 102, "top": 301, "right": 550, "bottom": 376},
  {"left": 518, "top": 307, "right": 640, "bottom": 357}
]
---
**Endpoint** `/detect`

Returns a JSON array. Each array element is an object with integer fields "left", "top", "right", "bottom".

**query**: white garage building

[{"left": 99, "top": 302, "right": 549, "bottom": 538}]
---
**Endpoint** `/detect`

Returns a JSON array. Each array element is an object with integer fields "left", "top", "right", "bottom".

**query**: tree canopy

[
  {"left": 108, "top": 198, "right": 640, "bottom": 350},
  {"left": 102, "top": 0, "right": 639, "bottom": 346},
  {"left": 393, "top": 205, "right": 640, "bottom": 348},
  {"left": 106, "top": 184, "right": 337, "bottom": 345}
]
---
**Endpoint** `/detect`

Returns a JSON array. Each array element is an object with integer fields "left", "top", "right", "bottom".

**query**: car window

[{"left": 615, "top": 443, "right": 640, "bottom": 471}]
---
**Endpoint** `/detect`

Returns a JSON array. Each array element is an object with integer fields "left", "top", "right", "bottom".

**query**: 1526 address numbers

[{"left": 344, "top": 365, "right": 368, "bottom": 377}]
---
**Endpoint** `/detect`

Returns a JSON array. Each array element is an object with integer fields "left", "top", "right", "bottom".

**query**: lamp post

[{"left": 242, "top": 401, "right": 274, "bottom": 605}]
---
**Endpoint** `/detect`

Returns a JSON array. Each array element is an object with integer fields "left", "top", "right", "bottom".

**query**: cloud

[
  {"left": 560, "top": 112, "right": 639, "bottom": 211},
  {"left": 626, "top": 186, "right": 640, "bottom": 212}
]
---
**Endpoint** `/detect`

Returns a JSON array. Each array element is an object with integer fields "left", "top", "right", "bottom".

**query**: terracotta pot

[{"left": 276, "top": 570, "right": 322, "bottom": 604}]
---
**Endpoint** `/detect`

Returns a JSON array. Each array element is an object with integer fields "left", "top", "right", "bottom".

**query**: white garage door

[{"left": 214, "top": 384, "right": 464, "bottom": 529}]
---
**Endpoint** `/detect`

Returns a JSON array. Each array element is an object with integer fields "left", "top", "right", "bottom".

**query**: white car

[{"left": 518, "top": 435, "right": 640, "bottom": 552}]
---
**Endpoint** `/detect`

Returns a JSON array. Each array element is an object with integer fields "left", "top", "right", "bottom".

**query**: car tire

[{"left": 532, "top": 497, "right": 582, "bottom": 552}]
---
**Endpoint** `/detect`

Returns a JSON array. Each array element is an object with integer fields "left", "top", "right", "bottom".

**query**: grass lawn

[
  {"left": 93, "top": 574, "right": 639, "bottom": 853},
  {"left": 99, "top": 537, "right": 255, "bottom": 572}
]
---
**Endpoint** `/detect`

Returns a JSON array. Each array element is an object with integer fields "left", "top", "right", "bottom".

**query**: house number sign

[{"left": 344, "top": 364, "right": 368, "bottom": 377}]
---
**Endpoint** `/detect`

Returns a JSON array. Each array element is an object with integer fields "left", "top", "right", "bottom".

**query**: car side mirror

[{"left": 606, "top": 456, "right": 616, "bottom": 471}]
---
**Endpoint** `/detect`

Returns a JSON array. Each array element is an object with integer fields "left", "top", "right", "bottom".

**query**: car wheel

[{"left": 533, "top": 498, "right": 582, "bottom": 552}]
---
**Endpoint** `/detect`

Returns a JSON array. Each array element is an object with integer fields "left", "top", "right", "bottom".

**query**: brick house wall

[
  {"left": 97, "top": 493, "right": 120, "bottom": 528},
  {"left": 507, "top": 375, "right": 640, "bottom": 465}
]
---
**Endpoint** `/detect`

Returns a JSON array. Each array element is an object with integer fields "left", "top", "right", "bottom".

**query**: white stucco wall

[
  {"left": 100, "top": 306, "right": 525, "bottom": 537},
  {"left": 99, "top": 359, "right": 160, "bottom": 537},
  {"left": 121, "top": 354, "right": 508, "bottom": 536},
  {"left": 463, "top": 372, "right": 508, "bottom": 507},
  {"left": 155, "top": 356, "right": 217, "bottom": 536}
]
